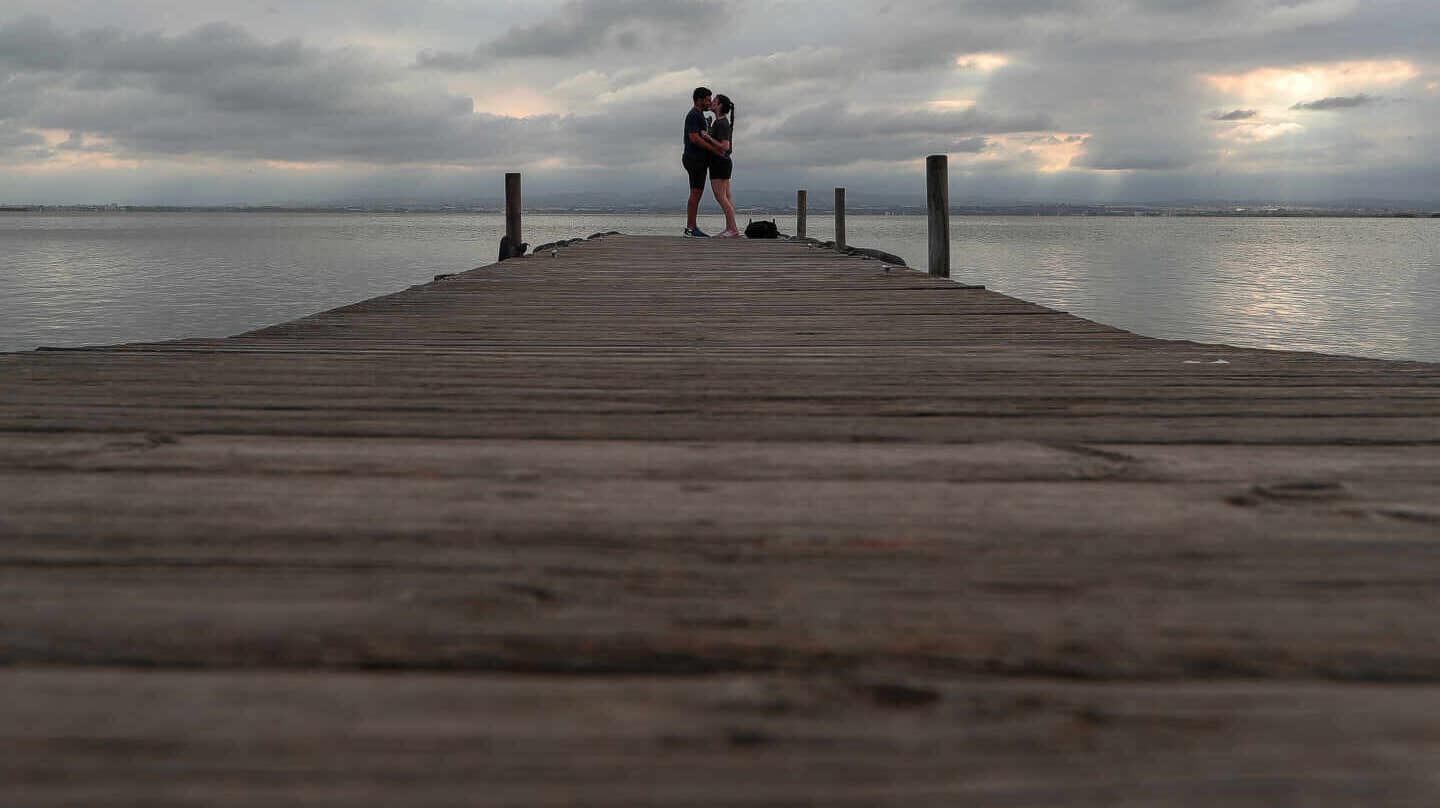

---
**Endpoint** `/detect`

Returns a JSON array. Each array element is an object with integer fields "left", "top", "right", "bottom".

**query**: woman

[{"left": 703, "top": 94, "right": 739, "bottom": 238}]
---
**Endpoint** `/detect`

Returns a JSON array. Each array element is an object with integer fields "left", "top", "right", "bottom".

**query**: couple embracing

[{"left": 682, "top": 86, "right": 738, "bottom": 238}]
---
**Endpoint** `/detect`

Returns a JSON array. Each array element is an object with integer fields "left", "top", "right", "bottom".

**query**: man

[{"left": 683, "top": 86, "right": 723, "bottom": 238}]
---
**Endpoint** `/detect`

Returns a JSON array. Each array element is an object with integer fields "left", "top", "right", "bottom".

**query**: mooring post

[
  {"left": 505, "top": 172, "right": 523, "bottom": 247},
  {"left": 834, "top": 187, "right": 846, "bottom": 250},
  {"left": 926, "top": 155, "right": 950, "bottom": 278},
  {"left": 796, "top": 190, "right": 807, "bottom": 240}
]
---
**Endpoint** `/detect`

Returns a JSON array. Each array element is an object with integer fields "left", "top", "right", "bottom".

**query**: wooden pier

[{"left": 4, "top": 235, "right": 1440, "bottom": 805}]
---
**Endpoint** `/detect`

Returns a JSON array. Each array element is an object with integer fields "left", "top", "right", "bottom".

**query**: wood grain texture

[
  {"left": 2, "top": 235, "right": 1439, "bottom": 804},
  {"left": 5, "top": 670, "right": 1440, "bottom": 807}
]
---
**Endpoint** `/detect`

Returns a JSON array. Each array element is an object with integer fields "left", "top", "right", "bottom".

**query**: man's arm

[{"left": 689, "top": 131, "right": 726, "bottom": 156}]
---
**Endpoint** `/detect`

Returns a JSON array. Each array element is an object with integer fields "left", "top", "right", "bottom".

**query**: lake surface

[{"left": 2, "top": 212, "right": 1437, "bottom": 363}]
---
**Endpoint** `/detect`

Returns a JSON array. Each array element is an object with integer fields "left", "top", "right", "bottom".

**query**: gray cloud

[
  {"left": 1292, "top": 94, "right": 1380, "bottom": 110},
  {"left": 0, "top": 16, "right": 306, "bottom": 74},
  {"left": 0, "top": 17, "right": 530, "bottom": 165},
  {"left": 773, "top": 105, "right": 1051, "bottom": 140},
  {"left": 413, "top": 49, "right": 477, "bottom": 70},
  {"left": 0, "top": 124, "right": 46, "bottom": 159},
  {"left": 1211, "top": 109, "right": 1258, "bottom": 121},
  {"left": 715, "top": 104, "right": 1050, "bottom": 170},
  {"left": 0, "top": 15, "right": 765, "bottom": 172},
  {"left": 417, "top": 0, "right": 729, "bottom": 69}
]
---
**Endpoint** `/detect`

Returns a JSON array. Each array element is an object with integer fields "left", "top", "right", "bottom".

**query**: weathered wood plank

[
  {"left": 4, "top": 670, "right": 1440, "bottom": 807},
  {"left": 2, "top": 433, "right": 1438, "bottom": 679},
  {"left": 3, "top": 436, "right": 1438, "bottom": 481}
]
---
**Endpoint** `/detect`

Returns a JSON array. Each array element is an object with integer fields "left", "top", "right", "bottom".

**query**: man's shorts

[
  {"left": 683, "top": 153, "right": 709, "bottom": 190},
  {"left": 709, "top": 155, "right": 733, "bottom": 181}
]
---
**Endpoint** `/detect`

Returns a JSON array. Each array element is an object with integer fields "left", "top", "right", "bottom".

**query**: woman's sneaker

[{"left": 683, "top": 226, "right": 710, "bottom": 238}]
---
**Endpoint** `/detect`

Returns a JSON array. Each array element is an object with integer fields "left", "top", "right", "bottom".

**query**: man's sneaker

[{"left": 684, "top": 226, "right": 710, "bottom": 238}]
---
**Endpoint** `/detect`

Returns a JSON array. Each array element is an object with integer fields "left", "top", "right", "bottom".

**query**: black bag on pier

[
  {"left": 498, "top": 234, "right": 528, "bottom": 262},
  {"left": 744, "top": 219, "right": 779, "bottom": 239}
]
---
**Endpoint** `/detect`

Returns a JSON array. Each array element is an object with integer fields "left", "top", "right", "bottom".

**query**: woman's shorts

[
  {"left": 683, "top": 154, "right": 709, "bottom": 190},
  {"left": 709, "top": 155, "right": 733, "bottom": 181}
]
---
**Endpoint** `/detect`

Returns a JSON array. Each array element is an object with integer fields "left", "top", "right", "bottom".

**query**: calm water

[{"left": 2, "top": 212, "right": 1437, "bottom": 362}]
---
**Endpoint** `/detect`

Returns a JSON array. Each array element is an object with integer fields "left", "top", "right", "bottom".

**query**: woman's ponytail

[{"left": 716, "top": 94, "right": 735, "bottom": 155}]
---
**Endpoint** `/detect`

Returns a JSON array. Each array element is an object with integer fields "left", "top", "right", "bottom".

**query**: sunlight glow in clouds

[
  {"left": 955, "top": 53, "right": 1010, "bottom": 73},
  {"left": 1220, "top": 122, "right": 1305, "bottom": 143},
  {"left": 19, "top": 129, "right": 138, "bottom": 171},
  {"left": 1205, "top": 59, "right": 1420, "bottom": 105},
  {"left": 459, "top": 85, "right": 558, "bottom": 118},
  {"left": 970, "top": 134, "right": 1088, "bottom": 172},
  {"left": 1026, "top": 134, "right": 1089, "bottom": 172}
]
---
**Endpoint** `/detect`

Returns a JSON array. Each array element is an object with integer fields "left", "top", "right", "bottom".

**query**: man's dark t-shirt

[{"left": 683, "top": 107, "right": 710, "bottom": 159}]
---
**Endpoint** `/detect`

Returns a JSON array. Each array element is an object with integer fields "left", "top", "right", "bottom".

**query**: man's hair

[{"left": 693, "top": 86, "right": 712, "bottom": 103}]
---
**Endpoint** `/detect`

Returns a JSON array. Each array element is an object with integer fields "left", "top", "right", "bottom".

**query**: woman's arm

[{"left": 698, "top": 133, "right": 727, "bottom": 155}]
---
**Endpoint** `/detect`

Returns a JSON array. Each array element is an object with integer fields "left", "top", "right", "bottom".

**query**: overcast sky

[{"left": 2, "top": 0, "right": 1437, "bottom": 205}]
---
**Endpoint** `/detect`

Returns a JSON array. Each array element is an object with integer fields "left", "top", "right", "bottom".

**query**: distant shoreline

[{"left": 4, "top": 205, "right": 1438, "bottom": 219}]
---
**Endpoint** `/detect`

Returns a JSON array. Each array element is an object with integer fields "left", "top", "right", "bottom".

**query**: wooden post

[
  {"left": 796, "top": 190, "right": 807, "bottom": 240},
  {"left": 505, "top": 173, "right": 522, "bottom": 247},
  {"left": 926, "top": 155, "right": 950, "bottom": 278},
  {"left": 834, "top": 187, "right": 846, "bottom": 250}
]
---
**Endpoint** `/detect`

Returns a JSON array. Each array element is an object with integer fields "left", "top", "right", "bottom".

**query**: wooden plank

[
  {"left": 2, "top": 437, "right": 1438, "bottom": 678},
  {"left": 3, "top": 436, "right": 1439, "bottom": 484},
  {"left": 4, "top": 670, "right": 1440, "bottom": 806}
]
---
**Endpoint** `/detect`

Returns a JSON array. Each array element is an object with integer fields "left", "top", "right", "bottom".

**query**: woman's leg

[{"left": 713, "top": 178, "right": 738, "bottom": 235}]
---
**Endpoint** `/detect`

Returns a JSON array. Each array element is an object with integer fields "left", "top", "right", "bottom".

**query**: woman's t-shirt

[{"left": 709, "top": 117, "right": 732, "bottom": 157}]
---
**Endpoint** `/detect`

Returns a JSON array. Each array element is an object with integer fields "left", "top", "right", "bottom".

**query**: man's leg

[
  {"left": 687, "top": 188, "right": 704, "bottom": 229},
  {"left": 684, "top": 155, "right": 708, "bottom": 234}
]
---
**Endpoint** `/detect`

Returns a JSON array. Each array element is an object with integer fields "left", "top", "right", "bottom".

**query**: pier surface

[{"left": 3, "top": 235, "right": 1440, "bottom": 805}]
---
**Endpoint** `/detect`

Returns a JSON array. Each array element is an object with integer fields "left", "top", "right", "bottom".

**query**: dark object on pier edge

[
  {"left": 789, "top": 237, "right": 907, "bottom": 267},
  {"left": 498, "top": 234, "right": 529, "bottom": 262},
  {"left": 533, "top": 238, "right": 581, "bottom": 253},
  {"left": 744, "top": 219, "right": 780, "bottom": 239},
  {"left": 846, "top": 246, "right": 907, "bottom": 266}
]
